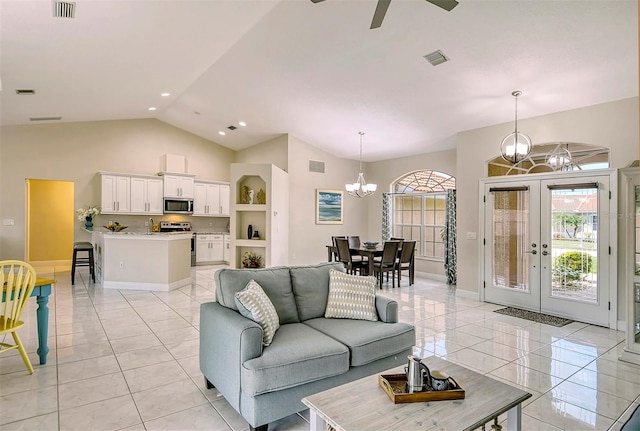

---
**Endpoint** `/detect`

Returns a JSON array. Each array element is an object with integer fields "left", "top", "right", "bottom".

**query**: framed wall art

[{"left": 316, "top": 189, "right": 343, "bottom": 225}]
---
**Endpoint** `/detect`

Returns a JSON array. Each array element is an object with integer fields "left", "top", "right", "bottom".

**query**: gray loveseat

[{"left": 200, "top": 262, "right": 415, "bottom": 431}]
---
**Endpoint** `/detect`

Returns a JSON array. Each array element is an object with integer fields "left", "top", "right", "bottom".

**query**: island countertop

[{"left": 91, "top": 231, "right": 191, "bottom": 291}]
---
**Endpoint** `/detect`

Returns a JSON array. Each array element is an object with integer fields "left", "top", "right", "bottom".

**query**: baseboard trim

[{"left": 102, "top": 277, "right": 191, "bottom": 292}]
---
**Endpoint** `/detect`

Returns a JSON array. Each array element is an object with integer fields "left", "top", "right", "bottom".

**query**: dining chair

[
  {"left": 372, "top": 241, "right": 399, "bottom": 288},
  {"left": 336, "top": 238, "right": 367, "bottom": 275},
  {"left": 331, "top": 236, "right": 346, "bottom": 262},
  {"left": 347, "top": 236, "right": 366, "bottom": 264},
  {"left": 396, "top": 240, "right": 416, "bottom": 287},
  {"left": 0, "top": 260, "right": 37, "bottom": 374}
]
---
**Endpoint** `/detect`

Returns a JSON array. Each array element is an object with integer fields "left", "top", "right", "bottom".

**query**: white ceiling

[{"left": 1, "top": 0, "right": 637, "bottom": 162}]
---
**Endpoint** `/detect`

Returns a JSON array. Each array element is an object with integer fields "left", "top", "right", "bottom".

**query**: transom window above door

[{"left": 487, "top": 142, "right": 609, "bottom": 177}]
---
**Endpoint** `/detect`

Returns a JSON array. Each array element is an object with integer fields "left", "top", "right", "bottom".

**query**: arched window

[{"left": 391, "top": 170, "right": 456, "bottom": 260}]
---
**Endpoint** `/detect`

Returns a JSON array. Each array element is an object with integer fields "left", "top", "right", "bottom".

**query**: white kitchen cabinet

[
  {"left": 193, "top": 181, "right": 230, "bottom": 216},
  {"left": 196, "top": 234, "right": 224, "bottom": 264},
  {"left": 163, "top": 174, "right": 195, "bottom": 198},
  {"left": 223, "top": 234, "right": 230, "bottom": 263},
  {"left": 101, "top": 174, "right": 131, "bottom": 214},
  {"left": 130, "top": 176, "right": 163, "bottom": 214}
]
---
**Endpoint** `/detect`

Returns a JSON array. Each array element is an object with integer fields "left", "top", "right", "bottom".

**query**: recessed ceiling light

[
  {"left": 218, "top": 131, "right": 226, "bottom": 136},
  {"left": 161, "top": 92, "right": 170, "bottom": 97},
  {"left": 148, "top": 107, "right": 157, "bottom": 111},
  {"left": 238, "top": 121, "right": 247, "bottom": 127}
]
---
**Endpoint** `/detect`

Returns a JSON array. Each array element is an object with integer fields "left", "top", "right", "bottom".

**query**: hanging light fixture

[
  {"left": 500, "top": 90, "right": 532, "bottom": 164},
  {"left": 345, "top": 132, "right": 377, "bottom": 198},
  {"left": 546, "top": 142, "right": 573, "bottom": 171}
]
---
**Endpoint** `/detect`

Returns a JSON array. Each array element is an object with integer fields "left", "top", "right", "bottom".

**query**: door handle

[
  {"left": 525, "top": 250, "right": 537, "bottom": 255},
  {"left": 542, "top": 250, "right": 548, "bottom": 256}
]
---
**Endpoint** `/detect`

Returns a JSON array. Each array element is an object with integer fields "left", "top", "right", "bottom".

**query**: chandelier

[
  {"left": 500, "top": 90, "right": 532, "bottom": 164},
  {"left": 345, "top": 132, "right": 377, "bottom": 198}
]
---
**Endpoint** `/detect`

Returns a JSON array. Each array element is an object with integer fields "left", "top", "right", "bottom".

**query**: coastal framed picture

[{"left": 316, "top": 189, "right": 343, "bottom": 224}]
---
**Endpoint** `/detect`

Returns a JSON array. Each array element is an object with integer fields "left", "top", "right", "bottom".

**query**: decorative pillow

[
  {"left": 325, "top": 270, "right": 378, "bottom": 321},
  {"left": 235, "top": 280, "right": 280, "bottom": 346}
]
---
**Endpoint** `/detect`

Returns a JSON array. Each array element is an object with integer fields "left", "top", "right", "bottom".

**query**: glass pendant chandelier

[
  {"left": 500, "top": 90, "right": 532, "bottom": 164},
  {"left": 345, "top": 132, "right": 377, "bottom": 198}
]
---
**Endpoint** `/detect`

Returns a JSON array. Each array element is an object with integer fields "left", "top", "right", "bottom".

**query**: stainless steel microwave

[{"left": 163, "top": 198, "right": 193, "bottom": 214}]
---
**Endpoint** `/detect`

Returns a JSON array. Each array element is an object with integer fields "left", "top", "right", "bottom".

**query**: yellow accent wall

[{"left": 27, "top": 179, "right": 74, "bottom": 262}]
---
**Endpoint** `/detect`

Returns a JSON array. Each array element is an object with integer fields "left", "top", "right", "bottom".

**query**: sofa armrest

[
  {"left": 200, "top": 302, "right": 263, "bottom": 411},
  {"left": 375, "top": 295, "right": 398, "bottom": 323}
]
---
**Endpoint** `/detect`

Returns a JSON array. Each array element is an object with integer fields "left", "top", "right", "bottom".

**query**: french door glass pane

[
  {"left": 492, "top": 190, "right": 529, "bottom": 291},
  {"left": 550, "top": 187, "right": 598, "bottom": 303}
]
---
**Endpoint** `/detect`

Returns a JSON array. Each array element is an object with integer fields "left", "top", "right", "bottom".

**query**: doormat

[{"left": 494, "top": 307, "right": 574, "bottom": 327}]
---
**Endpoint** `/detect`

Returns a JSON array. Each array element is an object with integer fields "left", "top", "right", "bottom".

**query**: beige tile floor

[{"left": 1, "top": 264, "right": 639, "bottom": 430}]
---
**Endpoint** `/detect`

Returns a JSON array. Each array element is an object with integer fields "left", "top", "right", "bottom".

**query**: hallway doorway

[{"left": 26, "top": 179, "right": 74, "bottom": 270}]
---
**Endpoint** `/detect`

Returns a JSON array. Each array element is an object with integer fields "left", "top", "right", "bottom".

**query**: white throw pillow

[
  {"left": 235, "top": 280, "right": 280, "bottom": 346},
  {"left": 325, "top": 270, "right": 378, "bottom": 321}
]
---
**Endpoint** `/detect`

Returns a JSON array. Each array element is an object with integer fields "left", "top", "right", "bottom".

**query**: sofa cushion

[
  {"left": 235, "top": 280, "right": 280, "bottom": 346},
  {"left": 241, "top": 323, "right": 349, "bottom": 396},
  {"left": 304, "top": 318, "right": 415, "bottom": 367},
  {"left": 215, "top": 267, "right": 300, "bottom": 324},
  {"left": 325, "top": 270, "right": 378, "bottom": 322},
  {"left": 290, "top": 262, "right": 345, "bottom": 321}
]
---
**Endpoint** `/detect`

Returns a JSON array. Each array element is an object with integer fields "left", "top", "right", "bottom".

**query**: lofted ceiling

[{"left": 1, "top": 0, "right": 637, "bottom": 162}]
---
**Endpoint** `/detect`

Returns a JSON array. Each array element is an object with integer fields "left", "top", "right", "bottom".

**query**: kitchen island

[{"left": 92, "top": 231, "right": 191, "bottom": 291}]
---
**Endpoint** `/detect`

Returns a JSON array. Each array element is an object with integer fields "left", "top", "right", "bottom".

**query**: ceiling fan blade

[
  {"left": 310, "top": 0, "right": 325, "bottom": 3},
  {"left": 426, "top": 0, "right": 458, "bottom": 12},
  {"left": 370, "top": 0, "right": 391, "bottom": 29}
]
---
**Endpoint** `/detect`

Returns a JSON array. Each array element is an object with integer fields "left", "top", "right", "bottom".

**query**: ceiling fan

[{"left": 311, "top": 0, "right": 459, "bottom": 29}]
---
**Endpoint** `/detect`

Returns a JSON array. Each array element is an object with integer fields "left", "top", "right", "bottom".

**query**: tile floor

[{"left": 1, "top": 264, "right": 639, "bottom": 431}]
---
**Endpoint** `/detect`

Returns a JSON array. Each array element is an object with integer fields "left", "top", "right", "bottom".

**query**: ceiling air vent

[
  {"left": 16, "top": 89, "right": 35, "bottom": 95},
  {"left": 30, "top": 116, "right": 62, "bottom": 122},
  {"left": 423, "top": 50, "right": 449, "bottom": 66},
  {"left": 309, "top": 160, "right": 325, "bottom": 174},
  {"left": 52, "top": 1, "right": 75, "bottom": 18}
]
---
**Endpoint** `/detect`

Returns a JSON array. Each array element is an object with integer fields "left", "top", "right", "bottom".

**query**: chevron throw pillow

[
  {"left": 325, "top": 270, "right": 378, "bottom": 321},
  {"left": 235, "top": 280, "right": 280, "bottom": 346}
]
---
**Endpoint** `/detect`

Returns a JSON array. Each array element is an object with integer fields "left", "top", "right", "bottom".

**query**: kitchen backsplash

[{"left": 92, "top": 214, "right": 229, "bottom": 233}]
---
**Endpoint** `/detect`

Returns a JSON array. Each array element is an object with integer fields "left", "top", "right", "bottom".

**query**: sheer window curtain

[{"left": 444, "top": 190, "right": 457, "bottom": 285}]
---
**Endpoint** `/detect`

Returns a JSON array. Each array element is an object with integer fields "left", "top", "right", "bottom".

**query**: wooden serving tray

[{"left": 378, "top": 373, "right": 465, "bottom": 404}]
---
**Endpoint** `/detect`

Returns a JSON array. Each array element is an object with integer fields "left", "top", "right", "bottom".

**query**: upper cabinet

[
  {"left": 163, "top": 174, "right": 195, "bottom": 198},
  {"left": 130, "top": 176, "right": 163, "bottom": 215},
  {"left": 194, "top": 181, "right": 230, "bottom": 216},
  {"left": 101, "top": 174, "right": 131, "bottom": 214}
]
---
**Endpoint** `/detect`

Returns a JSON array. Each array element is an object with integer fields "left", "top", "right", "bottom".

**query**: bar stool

[{"left": 72, "top": 242, "right": 95, "bottom": 285}]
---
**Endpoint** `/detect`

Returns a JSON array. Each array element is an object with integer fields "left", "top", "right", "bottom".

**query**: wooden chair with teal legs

[{"left": 0, "top": 260, "right": 37, "bottom": 374}]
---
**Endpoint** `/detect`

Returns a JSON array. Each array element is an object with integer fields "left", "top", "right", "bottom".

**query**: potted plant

[
  {"left": 242, "top": 251, "right": 263, "bottom": 268},
  {"left": 76, "top": 206, "right": 100, "bottom": 229}
]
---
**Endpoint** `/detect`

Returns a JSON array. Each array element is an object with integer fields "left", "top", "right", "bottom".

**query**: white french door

[{"left": 481, "top": 172, "right": 616, "bottom": 327}]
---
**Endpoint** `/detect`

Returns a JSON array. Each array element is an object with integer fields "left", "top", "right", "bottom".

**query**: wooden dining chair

[
  {"left": 347, "top": 236, "right": 366, "bottom": 264},
  {"left": 372, "top": 241, "right": 399, "bottom": 288},
  {"left": 0, "top": 260, "right": 37, "bottom": 374},
  {"left": 336, "top": 238, "right": 367, "bottom": 275},
  {"left": 396, "top": 240, "right": 416, "bottom": 287},
  {"left": 331, "top": 236, "right": 346, "bottom": 262}
]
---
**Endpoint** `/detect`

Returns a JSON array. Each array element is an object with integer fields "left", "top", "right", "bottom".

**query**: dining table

[
  {"left": 2, "top": 277, "right": 55, "bottom": 365},
  {"left": 326, "top": 244, "right": 391, "bottom": 276}
]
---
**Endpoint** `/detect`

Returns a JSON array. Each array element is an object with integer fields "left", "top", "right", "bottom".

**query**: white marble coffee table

[{"left": 302, "top": 356, "right": 531, "bottom": 431}]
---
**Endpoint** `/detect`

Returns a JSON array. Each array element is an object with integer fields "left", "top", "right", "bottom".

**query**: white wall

[
  {"left": 0, "top": 119, "right": 235, "bottom": 260},
  {"left": 366, "top": 149, "right": 457, "bottom": 277},
  {"left": 287, "top": 135, "right": 368, "bottom": 265},
  {"left": 235, "top": 134, "right": 288, "bottom": 172},
  {"left": 456, "top": 97, "right": 639, "bottom": 299}
]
